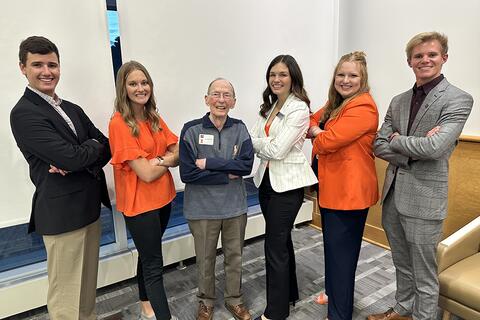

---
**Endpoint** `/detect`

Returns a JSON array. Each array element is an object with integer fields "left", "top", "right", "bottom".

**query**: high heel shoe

[{"left": 314, "top": 292, "right": 328, "bottom": 305}]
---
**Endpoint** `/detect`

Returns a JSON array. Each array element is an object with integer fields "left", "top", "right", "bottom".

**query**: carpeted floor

[{"left": 8, "top": 224, "right": 457, "bottom": 320}]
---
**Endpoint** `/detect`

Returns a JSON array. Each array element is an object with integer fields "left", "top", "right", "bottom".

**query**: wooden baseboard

[
  {"left": 460, "top": 135, "right": 480, "bottom": 143},
  {"left": 363, "top": 223, "right": 390, "bottom": 250}
]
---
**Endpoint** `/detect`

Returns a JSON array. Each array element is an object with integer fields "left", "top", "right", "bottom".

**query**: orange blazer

[{"left": 311, "top": 92, "right": 379, "bottom": 210}]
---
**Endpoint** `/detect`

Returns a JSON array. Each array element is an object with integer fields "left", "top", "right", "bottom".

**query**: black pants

[
  {"left": 320, "top": 208, "right": 329, "bottom": 298},
  {"left": 124, "top": 203, "right": 172, "bottom": 319},
  {"left": 321, "top": 207, "right": 368, "bottom": 320},
  {"left": 259, "top": 170, "right": 304, "bottom": 320}
]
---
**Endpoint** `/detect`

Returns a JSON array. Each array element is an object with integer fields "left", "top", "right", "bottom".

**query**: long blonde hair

[
  {"left": 114, "top": 61, "right": 161, "bottom": 137},
  {"left": 320, "top": 51, "right": 369, "bottom": 125}
]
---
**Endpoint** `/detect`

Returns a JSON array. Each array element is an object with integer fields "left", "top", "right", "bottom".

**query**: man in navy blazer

[{"left": 10, "top": 36, "right": 111, "bottom": 320}]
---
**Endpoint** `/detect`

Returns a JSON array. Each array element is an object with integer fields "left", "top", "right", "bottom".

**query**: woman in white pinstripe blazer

[{"left": 251, "top": 55, "right": 317, "bottom": 320}]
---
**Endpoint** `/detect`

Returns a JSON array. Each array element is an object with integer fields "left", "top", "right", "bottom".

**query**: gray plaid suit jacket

[{"left": 374, "top": 78, "right": 473, "bottom": 220}]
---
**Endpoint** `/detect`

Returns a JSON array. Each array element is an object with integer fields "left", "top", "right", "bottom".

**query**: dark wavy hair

[{"left": 259, "top": 55, "right": 310, "bottom": 118}]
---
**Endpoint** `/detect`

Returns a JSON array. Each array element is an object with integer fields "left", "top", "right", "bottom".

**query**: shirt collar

[
  {"left": 413, "top": 74, "right": 444, "bottom": 95},
  {"left": 202, "top": 112, "right": 233, "bottom": 129},
  {"left": 27, "top": 85, "right": 62, "bottom": 107}
]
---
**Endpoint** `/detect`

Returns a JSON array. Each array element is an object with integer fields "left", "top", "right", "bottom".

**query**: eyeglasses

[{"left": 208, "top": 92, "right": 235, "bottom": 100}]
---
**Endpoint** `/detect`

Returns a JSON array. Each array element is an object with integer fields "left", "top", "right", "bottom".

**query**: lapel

[
  {"left": 268, "top": 94, "right": 294, "bottom": 135},
  {"left": 61, "top": 101, "right": 86, "bottom": 141},
  {"left": 399, "top": 90, "right": 413, "bottom": 135},
  {"left": 24, "top": 88, "right": 80, "bottom": 142},
  {"left": 409, "top": 78, "right": 448, "bottom": 134}
]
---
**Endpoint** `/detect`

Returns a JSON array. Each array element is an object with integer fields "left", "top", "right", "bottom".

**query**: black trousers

[
  {"left": 259, "top": 170, "right": 304, "bottom": 320},
  {"left": 321, "top": 207, "right": 368, "bottom": 320},
  {"left": 124, "top": 203, "right": 172, "bottom": 319},
  {"left": 320, "top": 208, "right": 329, "bottom": 297}
]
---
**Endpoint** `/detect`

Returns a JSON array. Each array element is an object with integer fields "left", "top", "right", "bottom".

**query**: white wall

[
  {"left": 0, "top": 0, "right": 115, "bottom": 227},
  {"left": 0, "top": 0, "right": 338, "bottom": 227},
  {"left": 116, "top": 0, "right": 338, "bottom": 188},
  {"left": 0, "top": 0, "right": 479, "bottom": 315},
  {"left": 1, "top": 0, "right": 478, "bottom": 228},
  {"left": 338, "top": 0, "right": 479, "bottom": 135}
]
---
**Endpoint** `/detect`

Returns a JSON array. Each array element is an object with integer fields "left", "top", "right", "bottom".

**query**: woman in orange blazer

[{"left": 309, "top": 51, "right": 379, "bottom": 320}]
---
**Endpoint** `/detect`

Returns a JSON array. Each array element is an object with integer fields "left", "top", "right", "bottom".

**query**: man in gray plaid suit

[{"left": 369, "top": 32, "right": 473, "bottom": 320}]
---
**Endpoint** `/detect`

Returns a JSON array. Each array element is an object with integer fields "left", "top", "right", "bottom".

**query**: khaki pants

[
  {"left": 188, "top": 214, "right": 247, "bottom": 307},
  {"left": 43, "top": 219, "right": 101, "bottom": 320}
]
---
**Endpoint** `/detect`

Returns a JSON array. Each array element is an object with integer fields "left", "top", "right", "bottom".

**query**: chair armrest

[{"left": 437, "top": 216, "right": 480, "bottom": 273}]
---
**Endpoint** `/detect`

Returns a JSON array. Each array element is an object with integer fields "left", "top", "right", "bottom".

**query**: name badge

[{"left": 199, "top": 134, "right": 214, "bottom": 145}]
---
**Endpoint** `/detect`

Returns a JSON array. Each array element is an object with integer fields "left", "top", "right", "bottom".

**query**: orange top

[
  {"left": 109, "top": 112, "right": 178, "bottom": 216},
  {"left": 310, "top": 92, "right": 379, "bottom": 210}
]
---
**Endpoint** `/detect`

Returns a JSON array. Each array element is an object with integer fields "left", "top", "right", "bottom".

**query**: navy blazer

[{"left": 10, "top": 88, "right": 111, "bottom": 235}]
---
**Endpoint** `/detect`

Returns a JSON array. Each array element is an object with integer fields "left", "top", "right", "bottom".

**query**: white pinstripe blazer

[{"left": 251, "top": 94, "right": 317, "bottom": 192}]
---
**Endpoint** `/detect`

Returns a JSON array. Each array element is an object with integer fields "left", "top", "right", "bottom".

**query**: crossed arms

[
  {"left": 374, "top": 92, "right": 473, "bottom": 166},
  {"left": 11, "top": 103, "right": 110, "bottom": 177}
]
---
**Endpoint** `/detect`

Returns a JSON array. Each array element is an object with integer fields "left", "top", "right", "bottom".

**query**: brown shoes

[
  {"left": 367, "top": 308, "right": 412, "bottom": 320},
  {"left": 197, "top": 301, "right": 214, "bottom": 320},
  {"left": 225, "top": 303, "right": 252, "bottom": 320}
]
